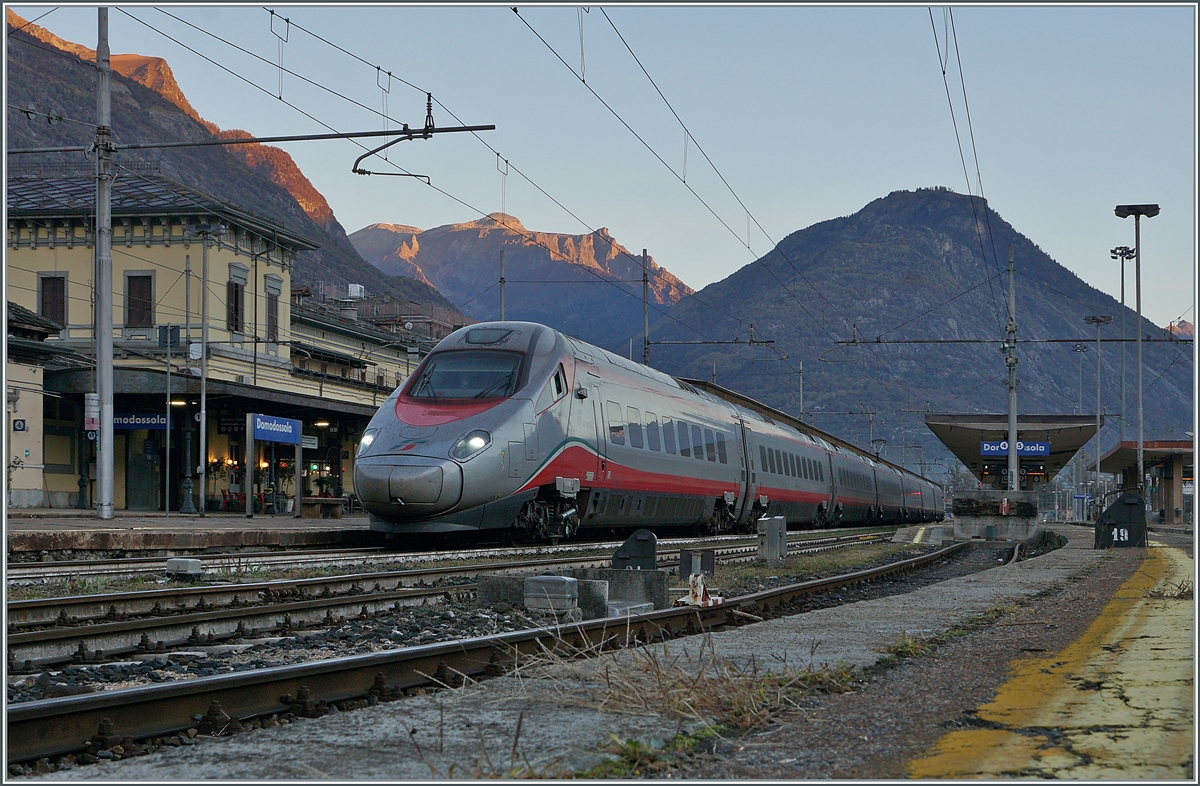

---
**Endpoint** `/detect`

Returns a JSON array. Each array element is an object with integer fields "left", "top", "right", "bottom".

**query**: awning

[
  {"left": 290, "top": 341, "right": 367, "bottom": 369},
  {"left": 925, "top": 413, "right": 1100, "bottom": 483},
  {"left": 1091, "top": 440, "right": 1194, "bottom": 475}
]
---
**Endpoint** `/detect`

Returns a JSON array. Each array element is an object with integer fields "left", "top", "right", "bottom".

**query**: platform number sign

[{"left": 1113, "top": 528, "right": 1130, "bottom": 543}]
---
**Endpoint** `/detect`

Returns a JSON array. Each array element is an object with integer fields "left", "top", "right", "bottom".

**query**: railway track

[
  {"left": 6, "top": 532, "right": 891, "bottom": 671},
  {"left": 5, "top": 528, "right": 894, "bottom": 583},
  {"left": 5, "top": 541, "right": 966, "bottom": 764}
]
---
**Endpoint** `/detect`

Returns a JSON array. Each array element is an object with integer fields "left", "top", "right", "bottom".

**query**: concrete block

[
  {"left": 564, "top": 568, "right": 670, "bottom": 610},
  {"left": 607, "top": 601, "right": 654, "bottom": 617},
  {"left": 165, "top": 558, "right": 203, "bottom": 579},
  {"left": 476, "top": 575, "right": 526, "bottom": 608},
  {"left": 524, "top": 575, "right": 579, "bottom": 612},
  {"left": 575, "top": 580, "right": 609, "bottom": 620}
]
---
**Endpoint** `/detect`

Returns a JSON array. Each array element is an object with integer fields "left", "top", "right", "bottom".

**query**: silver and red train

[{"left": 354, "top": 322, "right": 944, "bottom": 540}]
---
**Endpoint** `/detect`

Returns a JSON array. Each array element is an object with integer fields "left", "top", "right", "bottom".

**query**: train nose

[{"left": 354, "top": 456, "right": 463, "bottom": 518}]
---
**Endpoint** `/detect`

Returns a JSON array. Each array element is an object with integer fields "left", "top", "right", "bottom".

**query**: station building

[{"left": 6, "top": 172, "right": 437, "bottom": 511}]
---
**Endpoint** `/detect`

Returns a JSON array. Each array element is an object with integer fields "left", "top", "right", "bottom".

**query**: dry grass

[
  {"left": 713, "top": 542, "right": 923, "bottom": 596},
  {"left": 1147, "top": 578, "right": 1193, "bottom": 600}
]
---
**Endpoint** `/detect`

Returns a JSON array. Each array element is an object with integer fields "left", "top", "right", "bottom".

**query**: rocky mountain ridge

[{"left": 350, "top": 213, "right": 692, "bottom": 346}]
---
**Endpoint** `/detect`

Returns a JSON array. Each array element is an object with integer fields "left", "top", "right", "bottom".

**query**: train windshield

[{"left": 407, "top": 350, "right": 523, "bottom": 400}]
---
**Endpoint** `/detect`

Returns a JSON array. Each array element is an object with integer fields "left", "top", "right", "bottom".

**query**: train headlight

[
  {"left": 450, "top": 429, "right": 491, "bottom": 461},
  {"left": 357, "top": 429, "right": 378, "bottom": 457}
]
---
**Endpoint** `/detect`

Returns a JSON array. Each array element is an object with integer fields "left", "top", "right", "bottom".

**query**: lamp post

[
  {"left": 1084, "top": 315, "right": 1111, "bottom": 520},
  {"left": 1072, "top": 344, "right": 1089, "bottom": 414},
  {"left": 187, "top": 223, "right": 226, "bottom": 517},
  {"left": 1114, "top": 204, "right": 1158, "bottom": 492},
  {"left": 1109, "top": 246, "right": 1134, "bottom": 443}
]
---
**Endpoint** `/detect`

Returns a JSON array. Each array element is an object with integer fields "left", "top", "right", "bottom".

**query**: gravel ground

[
  {"left": 664, "top": 546, "right": 1149, "bottom": 779},
  {"left": 8, "top": 543, "right": 962, "bottom": 705}
]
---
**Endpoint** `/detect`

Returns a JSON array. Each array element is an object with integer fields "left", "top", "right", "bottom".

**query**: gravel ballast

[{"left": 21, "top": 527, "right": 1185, "bottom": 779}]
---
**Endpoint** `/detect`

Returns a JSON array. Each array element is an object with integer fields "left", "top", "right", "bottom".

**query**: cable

[
  {"left": 927, "top": 8, "right": 1005, "bottom": 334},
  {"left": 265, "top": 8, "right": 758, "bottom": 348}
]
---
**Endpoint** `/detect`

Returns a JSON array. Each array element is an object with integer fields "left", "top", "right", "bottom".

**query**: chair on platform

[{"left": 220, "top": 489, "right": 231, "bottom": 511}]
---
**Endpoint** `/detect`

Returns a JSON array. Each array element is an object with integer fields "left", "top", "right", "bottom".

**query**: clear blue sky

[{"left": 10, "top": 3, "right": 1197, "bottom": 329}]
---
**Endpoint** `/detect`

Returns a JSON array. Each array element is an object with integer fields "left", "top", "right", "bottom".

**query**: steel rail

[
  {"left": 7, "top": 537, "right": 890, "bottom": 669},
  {"left": 6, "top": 541, "right": 961, "bottom": 764},
  {"left": 6, "top": 529, "right": 895, "bottom": 582},
  {"left": 7, "top": 533, "right": 888, "bottom": 630}
]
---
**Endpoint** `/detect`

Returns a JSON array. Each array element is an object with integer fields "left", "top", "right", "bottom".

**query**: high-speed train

[{"left": 354, "top": 322, "right": 943, "bottom": 540}]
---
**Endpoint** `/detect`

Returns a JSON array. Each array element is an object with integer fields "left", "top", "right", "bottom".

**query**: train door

[
  {"left": 592, "top": 386, "right": 606, "bottom": 480},
  {"left": 738, "top": 423, "right": 758, "bottom": 526},
  {"left": 569, "top": 364, "right": 604, "bottom": 485}
]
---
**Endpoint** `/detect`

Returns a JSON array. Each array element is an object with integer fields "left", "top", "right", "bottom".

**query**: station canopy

[{"left": 925, "top": 413, "right": 1100, "bottom": 483}]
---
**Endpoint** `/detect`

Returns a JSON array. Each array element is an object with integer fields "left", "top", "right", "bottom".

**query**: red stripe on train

[
  {"left": 518, "top": 445, "right": 738, "bottom": 497},
  {"left": 394, "top": 396, "right": 505, "bottom": 427}
]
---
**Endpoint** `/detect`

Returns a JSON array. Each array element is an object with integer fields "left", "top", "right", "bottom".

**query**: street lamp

[
  {"left": 1072, "top": 344, "right": 1089, "bottom": 414},
  {"left": 186, "top": 222, "right": 226, "bottom": 516},
  {"left": 1114, "top": 204, "right": 1158, "bottom": 492},
  {"left": 1084, "top": 315, "right": 1112, "bottom": 520},
  {"left": 1109, "top": 246, "right": 1135, "bottom": 443}
]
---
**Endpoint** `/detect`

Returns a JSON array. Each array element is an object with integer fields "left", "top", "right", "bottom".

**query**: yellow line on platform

[{"left": 907, "top": 545, "right": 1195, "bottom": 780}]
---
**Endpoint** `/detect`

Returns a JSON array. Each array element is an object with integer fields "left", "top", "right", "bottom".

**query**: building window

[
  {"left": 39, "top": 275, "right": 66, "bottom": 327},
  {"left": 226, "top": 280, "right": 244, "bottom": 333},
  {"left": 266, "top": 292, "right": 279, "bottom": 342},
  {"left": 125, "top": 274, "right": 153, "bottom": 327}
]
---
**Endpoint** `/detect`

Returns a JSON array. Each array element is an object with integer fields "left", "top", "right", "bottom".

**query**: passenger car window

[
  {"left": 678, "top": 420, "right": 691, "bottom": 457},
  {"left": 692, "top": 425, "right": 705, "bottom": 461},
  {"left": 716, "top": 432, "right": 728, "bottom": 464},
  {"left": 703, "top": 428, "right": 716, "bottom": 462},
  {"left": 627, "top": 407, "right": 644, "bottom": 449},
  {"left": 760, "top": 445, "right": 769, "bottom": 473},
  {"left": 607, "top": 401, "right": 625, "bottom": 445},
  {"left": 646, "top": 413, "right": 661, "bottom": 451},
  {"left": 662, "top": 417, "right": 677, "bottom": 453}
]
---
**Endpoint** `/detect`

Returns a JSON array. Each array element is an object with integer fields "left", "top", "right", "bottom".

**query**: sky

[{"left": 7, "top": 3, "right": 1197, "bottom": 329}]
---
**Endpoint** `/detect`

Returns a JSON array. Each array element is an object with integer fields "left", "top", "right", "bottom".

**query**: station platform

[
  {"left": 5, "top": 510, "right": 377, "bottom": 557},
  {"left": 32, "top": 524, "right": 1193, "bottom": 780}
]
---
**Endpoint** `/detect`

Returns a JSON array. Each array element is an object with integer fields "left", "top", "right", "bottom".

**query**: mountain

[
  {"left": 648, "top": 188, "right": 1193, "bottom": 470},
  {"left": 5, "top": 10, "right": 464, "bottom": 318},
  {"left": 350, "top": 214, "right": 692, "bottom": 347},
  {"left": 1169, "top": 320, "right": 1193, "bottom": 340}
]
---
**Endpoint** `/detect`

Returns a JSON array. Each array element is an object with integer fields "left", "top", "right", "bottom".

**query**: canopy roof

[{"left": 925, "top": 413, "right": 1100, "bottom": 483}]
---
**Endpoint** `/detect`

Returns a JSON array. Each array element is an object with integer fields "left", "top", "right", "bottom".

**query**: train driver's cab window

[
  {"left": 408, "top": 350, "right": 523, "bottom": 399},
  {"left": 535, "top": 364, "right": 568, "bottom": 412},
  {"left": 645, "top": 413, "right": 661, "bottom": 451},
  {"left": 627, "top": 407, "right": 644, "bottom": 448},
  {"left": 607, "top": 401, "right": 625, "bottom": 445}
]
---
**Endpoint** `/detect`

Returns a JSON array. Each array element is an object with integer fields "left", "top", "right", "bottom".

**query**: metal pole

[
  {"left": 798, "top": 361, "right": 804, "bottom": 420},
  {"left": 1005, "top": 246, "right": 1018, "bottom": 492},
  {"left": 642, "top": 249, "right": 650, "bottom": 366},
  {"left": 199, "top": 233, "right": 209, "bottom": 517},
  {"left": 95, "top": 8, "right": 115, "bottom": 520},
  {"left": 245, "top": 412, "right": 254, "bottom": 519},
  {"left": 165, "top": 329, "right": 171, "bottom": 517},
  {"left": 1134, "top": 215, "right": 1143, "bottom": 490},
  {"left": 1095, "top": 319, "right": 1102, "bottom": 518},
  {"left": 1119, "top": 254, "right": 1126, "bottom": 443},
  {"left": 499, "top": 249, "right": 505, "bottom": 321}
]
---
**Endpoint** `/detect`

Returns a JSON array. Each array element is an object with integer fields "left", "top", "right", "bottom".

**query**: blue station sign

[
  {"left": 251, "top": 413, "right": 301, "bottom": 444},
  {"left": 980, "top": 440, "right": 1050, "bottom": 457},
  {"left": 113, "top": 413, "right": 170, "bottom": 430}
]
